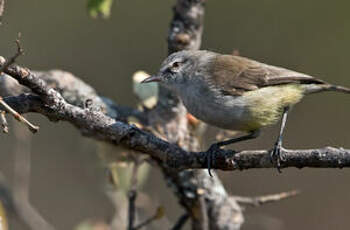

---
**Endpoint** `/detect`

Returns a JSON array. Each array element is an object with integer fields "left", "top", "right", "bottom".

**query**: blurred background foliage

[
  {"left": 0, "top": 0, "right": 349, "bottom": 229},
  {"left": 87, "top": 0, "right": 114, "bottom": 19}
]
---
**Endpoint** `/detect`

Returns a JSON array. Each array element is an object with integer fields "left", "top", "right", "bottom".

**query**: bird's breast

[{"left": 176, "top": 84, "right": 250, "bottom": 130}]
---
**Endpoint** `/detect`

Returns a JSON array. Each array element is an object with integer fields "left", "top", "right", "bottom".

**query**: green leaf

[{"left": 87, "top": 0, "right": 114, "bottom": 19}]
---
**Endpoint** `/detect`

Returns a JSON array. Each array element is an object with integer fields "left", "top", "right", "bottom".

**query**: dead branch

[{"left": 232, "top": 190, "right": 300, "bottom": 207}]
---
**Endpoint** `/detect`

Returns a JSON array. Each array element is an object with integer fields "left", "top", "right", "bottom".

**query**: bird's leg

[
  {"left": 206, "top": 130, "right": 260, "bottom": 176},
  {"left": 271, "top": 106, "right": 290, "bottom": 172}
]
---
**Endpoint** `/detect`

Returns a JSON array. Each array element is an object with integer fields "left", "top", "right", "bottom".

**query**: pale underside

[{"left": 179, "top": 83, "right": 305, "bottom": 132}]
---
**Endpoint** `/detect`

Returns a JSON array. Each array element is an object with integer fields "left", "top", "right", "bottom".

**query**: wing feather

[{"left": 210, "top": 55, "right": 325, "bottom": 96}]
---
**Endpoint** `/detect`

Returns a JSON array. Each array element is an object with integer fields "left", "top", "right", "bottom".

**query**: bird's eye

[
  {"left": 169, "top": 61, "right": 182, "bottom": 73},
  {"left": 172, "top": 62, "right": 180, "bottom": 68}
]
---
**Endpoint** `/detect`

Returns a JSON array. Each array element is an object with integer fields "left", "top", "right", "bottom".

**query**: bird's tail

[{"left": 304, "top": 83, "right": 350, "bottom": 95}]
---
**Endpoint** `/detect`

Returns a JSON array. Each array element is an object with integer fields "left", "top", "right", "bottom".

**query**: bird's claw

[
  {"left": 270, "top": 142, "right": 286, "bottom": 173},
  {"left": 206, "top": 143, "right": 221, "bottom": 177}
]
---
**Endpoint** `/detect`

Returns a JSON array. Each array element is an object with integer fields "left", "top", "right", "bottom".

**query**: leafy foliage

[{"left": 87, "top": 0, "right": 114, "bottom": 19}]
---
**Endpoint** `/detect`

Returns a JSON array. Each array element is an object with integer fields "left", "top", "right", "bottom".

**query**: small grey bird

[{"left": 142, "top": 50, "right": 350, "bottom": 174}]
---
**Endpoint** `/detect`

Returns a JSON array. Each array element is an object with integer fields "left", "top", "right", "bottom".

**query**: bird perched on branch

[{"left": 142, "top": 50, "right": 350, "bottom": 175}]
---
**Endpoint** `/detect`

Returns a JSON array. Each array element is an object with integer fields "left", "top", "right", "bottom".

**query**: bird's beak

[{"left": 141, "top": 75, "right": 162, "bottom": 84}]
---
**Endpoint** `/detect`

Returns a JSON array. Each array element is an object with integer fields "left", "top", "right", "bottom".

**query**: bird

[{"left": 142, "top": 50, "right": 350, "bottom": 175}]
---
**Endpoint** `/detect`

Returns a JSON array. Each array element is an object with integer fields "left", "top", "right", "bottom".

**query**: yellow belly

[{"left": 242, "top": 84, "right": 304, "bottom": 131}]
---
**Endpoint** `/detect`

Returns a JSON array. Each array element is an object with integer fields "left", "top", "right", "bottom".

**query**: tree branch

[
  {"left": 232, "top": 190, "right": 300, "bottom": 207},
  {"left": 1, "top": 90, "right": 349, "bottom": 172}
]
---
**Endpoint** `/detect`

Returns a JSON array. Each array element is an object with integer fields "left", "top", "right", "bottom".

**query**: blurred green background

[{"left": 0, "top": 0, "right": 349, "bottom": 229}]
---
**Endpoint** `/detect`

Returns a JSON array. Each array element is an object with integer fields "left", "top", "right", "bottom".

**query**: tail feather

[
  {"left": 304, "top": 83, "right": 350, "bottom": 95},
  {"left": 331, "top": 85, "right": 350, "bottom": 94}
]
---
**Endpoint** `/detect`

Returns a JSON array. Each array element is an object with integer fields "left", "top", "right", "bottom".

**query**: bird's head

[{"left": 141, "top": 50, "right": 216, "bottom": 88}]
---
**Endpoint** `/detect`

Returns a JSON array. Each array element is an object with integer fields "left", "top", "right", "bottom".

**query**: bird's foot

[
  {"left": 206, "top": 143, "right": 222, "bottom": 177},
  {"left": 270, "top": 142, "right": 286, "bottom": 173}
]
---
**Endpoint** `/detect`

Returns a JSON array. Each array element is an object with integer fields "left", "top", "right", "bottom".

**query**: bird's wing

[{"left": 210, "top": 55, "right": 325, "bottom": 96}]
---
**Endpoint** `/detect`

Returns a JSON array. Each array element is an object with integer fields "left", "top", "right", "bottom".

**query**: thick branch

[{"left": 2, "top": 93, "right": 349, "bottom": 172}]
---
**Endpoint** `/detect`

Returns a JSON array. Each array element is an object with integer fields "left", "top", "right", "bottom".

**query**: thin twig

[
  {"left": 0, "top": 111, "right": 8, "bottom": 133},
  {"left": 133, "top": 207, "right": 164, "bottom": 230},
  {"left": 127, "top": 160, "right": 140, "bottom": 230},
  {"left": 0, "top": 33, "right": 24, "bottom": 74},
  {"left": 0, "top": 97, "right": 39, "bottom": 133},
  {"left": 232, "top": 190, "right": 300, "bottom": 207},
  {"left": 170, "top": 213, "right": 189, "bottom": 230}
]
